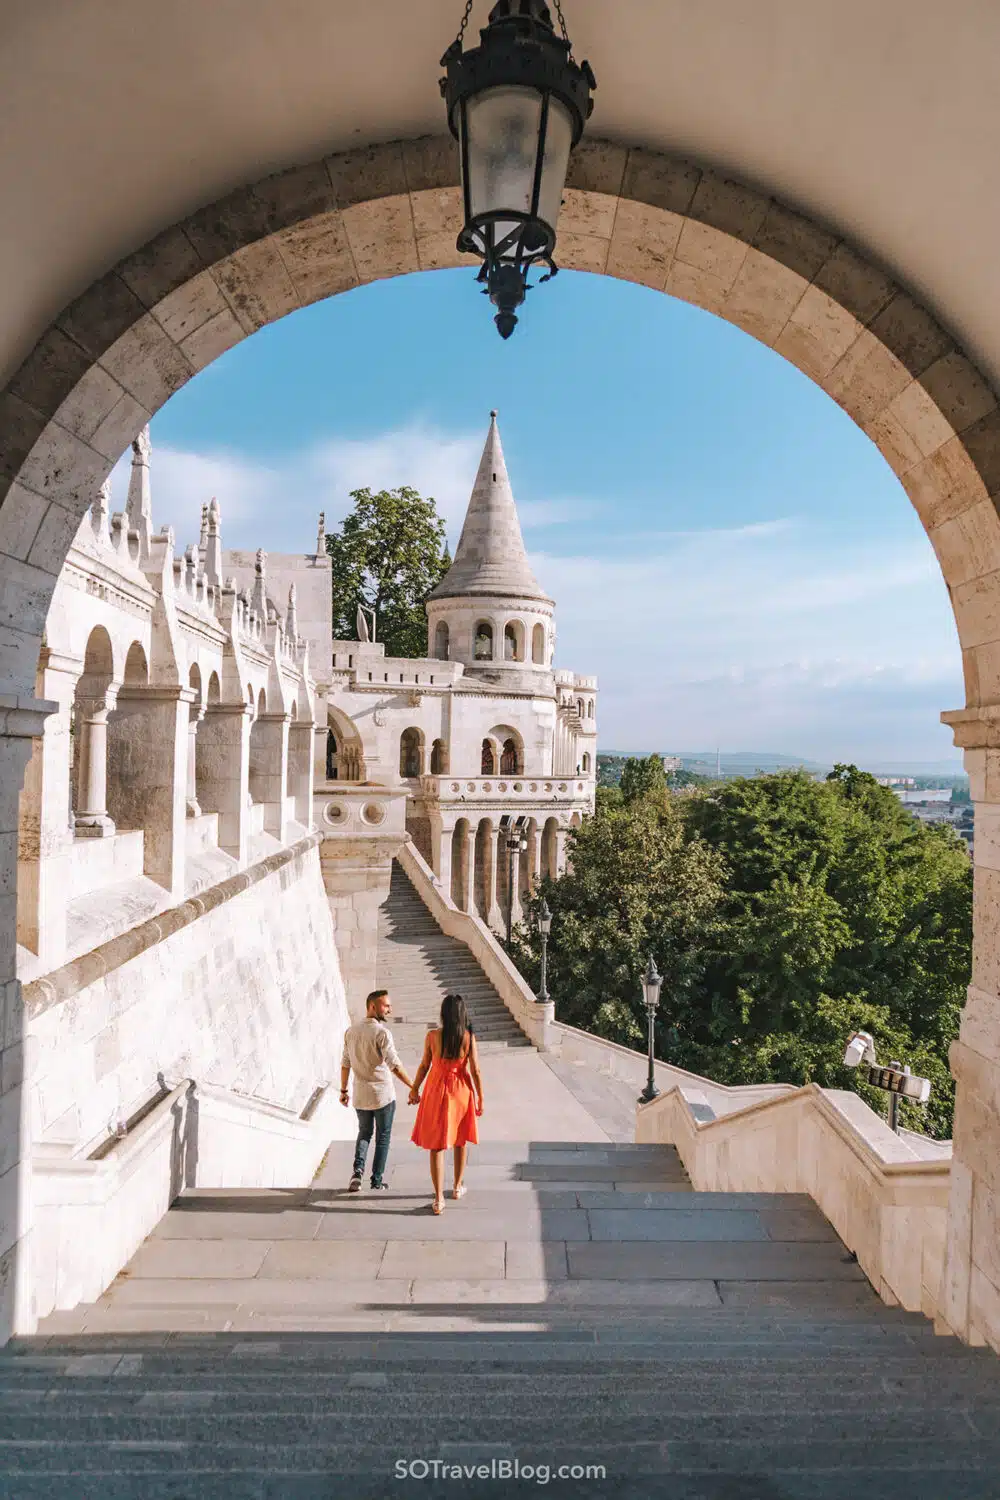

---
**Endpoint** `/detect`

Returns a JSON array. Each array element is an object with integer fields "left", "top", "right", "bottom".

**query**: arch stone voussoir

[{"left": 2, "top": 134, "right": 1000, "bottom": 709}]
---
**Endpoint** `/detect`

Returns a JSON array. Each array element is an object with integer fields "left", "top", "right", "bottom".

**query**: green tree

[
  {"left": 510, "top": 794, "right": 724, "bottom": 1051},
  {"left": 513, "top": 765, "right": 971, "bottom": 1137},
  {"left": 325, "top": 486, "right": 451, "bottom": 659},
  {"left": 620, "top": 753, "right": 668, "bottom": 805}
]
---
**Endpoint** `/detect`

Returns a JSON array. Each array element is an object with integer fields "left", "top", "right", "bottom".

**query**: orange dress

[{"left": 411, "top": 1032, "right": 479, "bottom": 1151}]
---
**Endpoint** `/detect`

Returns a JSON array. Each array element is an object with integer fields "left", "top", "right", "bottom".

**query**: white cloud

[{"left": 111, "top": 427, "right": 964, "bottom": 763}]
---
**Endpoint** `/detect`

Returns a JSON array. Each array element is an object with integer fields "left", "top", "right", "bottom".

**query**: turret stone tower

[{"left": 426, "top": 412, "right": 555, "bottom": 681}]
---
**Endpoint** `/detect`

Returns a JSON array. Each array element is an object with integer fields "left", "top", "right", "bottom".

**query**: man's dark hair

[{"left": 366, "top": 989, "right": 389, "bottom": 1011}]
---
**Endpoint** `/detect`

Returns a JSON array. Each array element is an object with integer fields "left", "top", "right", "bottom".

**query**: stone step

[{"left": 373, "top": 862, "right": 531, "bottom": 1049}]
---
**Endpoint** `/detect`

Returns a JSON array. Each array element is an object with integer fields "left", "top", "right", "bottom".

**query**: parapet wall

[{"left": 25, "top": 834, "right": 353, "bottom": 1153}]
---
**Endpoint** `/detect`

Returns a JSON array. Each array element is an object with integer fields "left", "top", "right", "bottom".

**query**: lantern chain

[
  {"left": 552, "top": 0, "right": 575, "bottom": 58},
  {"left": 454, "top": 0, "right": 475, "bottom": 48}
]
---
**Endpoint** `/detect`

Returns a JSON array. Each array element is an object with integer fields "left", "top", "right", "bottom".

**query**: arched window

[
  {"left": 123, "top": 641, "right": 148, "bottom": 686},
  {"left": 430, "top": 738, "right": 447, "bottom": 775},
  {"left": 504, "top": 621, "right": 524, "bottom": 661},
  {"left": 582, "top": 752, "right": 591, "bottom": 773},
  {"left": 481, "top": 738, "right": 496, "bottom": 776},
  {"left": 531, "top": 623, "right": 545, "bottom": 664},
  {"left": 474, "top": 622, "right": 493, "bottom": 661},
  {"left": 500, "top": 737, "right": 520, "bottom": 775},
  {"left": 327, "top": 730, "right": 338, "bottom": 780},
  {"left": 576, "top": 697, "right": 584, "bottom": 717},
  {"left": 400, "top": 728, "right": 423, "bottom": 779},
  {"left": 207, "top": 672, "right": 221, "bottom": 705},
  {"left": 434, "top": 620, "right": 450, "bottom": 661},
  {"left": 588, "top": 699, "right": 594, "bottom": 718}
]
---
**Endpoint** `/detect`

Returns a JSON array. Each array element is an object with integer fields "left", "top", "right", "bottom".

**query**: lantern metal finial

[{"left": 441, "top": 0, "right": 596, "bottom": 338}]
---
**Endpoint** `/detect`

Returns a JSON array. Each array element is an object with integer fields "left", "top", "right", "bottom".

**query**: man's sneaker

[
  {"left": 348, "top": 1174, "right": 363, "bottom": 1193},
  {"left": 370, "top": 1181, "right": 390, "bottom": 1191}
]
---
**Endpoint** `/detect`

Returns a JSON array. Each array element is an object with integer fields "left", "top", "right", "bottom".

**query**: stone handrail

[
  {"left": 397, "top": 839, "right": 553, "bottom": 1049},
  {"left": 32, "top": 1076, "right": 349, "bottom": 1319},
  {"left": 636, "top": 1079, "right": 951, "bottom": 1320},
  {"left": 550, "top": 1020, "right": 796, "bottom": 1116}
]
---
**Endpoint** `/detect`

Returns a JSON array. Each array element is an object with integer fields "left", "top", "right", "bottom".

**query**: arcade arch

[{"left": 1, "top": 134, "right": 999, "bottom": 1348}]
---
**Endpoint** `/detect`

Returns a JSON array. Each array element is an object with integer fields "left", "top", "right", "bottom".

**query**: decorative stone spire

[
  {"left": 204, "top": 497, "right": 222, "bottom": 587},
  {"left": 127, "top": 426, "right": 153, "bottom": 559},
  {"left": 286, "top": 583, "right": 298, "bottom": 640},
  {"left": 251, "top": 549, "right": 268, "bottom": 617},
  {"left": 428, "top": 411, "right": 550, "bottom": 603},
  {"left": 91, "top": 478, "right": 110, "bottom": 539},
  {"left": 316, "top": 512, "right": 326, "bottom": 558},
  {"left": 199, "top": 503, "right": 209, "bottom": 549}
]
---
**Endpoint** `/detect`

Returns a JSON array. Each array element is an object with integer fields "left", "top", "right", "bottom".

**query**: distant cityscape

[{"left": 597, "top": 750, "right": 974, "bottom": 854}]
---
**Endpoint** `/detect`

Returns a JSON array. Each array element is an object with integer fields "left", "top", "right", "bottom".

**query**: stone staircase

[
  {"left": 12, "top": 1138, "right": 1000, "bottom": 1495},
  {"left": 376, "top": 861, "right": 530, "bottom": 1051}
]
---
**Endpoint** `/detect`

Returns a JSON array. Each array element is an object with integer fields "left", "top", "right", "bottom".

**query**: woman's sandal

[
  {"left": 432, "top": 1199, "right": 444, "bottom": 1215},
  {"left": 451, "top": 1184, "right": 467, "bottom": 1200}
]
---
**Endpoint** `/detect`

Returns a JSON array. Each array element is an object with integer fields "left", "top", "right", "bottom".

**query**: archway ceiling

[{"left": 2, "top": 0, "right": 999, "bottom": 387}]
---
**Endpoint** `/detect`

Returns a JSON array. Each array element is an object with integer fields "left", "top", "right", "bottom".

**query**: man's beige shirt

[{"left": 341, "top": 1017, "right": 401, "bottom": 1110}]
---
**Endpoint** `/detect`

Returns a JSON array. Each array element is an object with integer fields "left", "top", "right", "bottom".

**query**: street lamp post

[
  {"left": 537, "top": 898, "right": 552, "bottom": 1003},
  {"left": 440, "top": 0, "right": 596, "bottom": 338},
  {"left": 638, "top": 955, "right": 663, "bottom": 1106}
]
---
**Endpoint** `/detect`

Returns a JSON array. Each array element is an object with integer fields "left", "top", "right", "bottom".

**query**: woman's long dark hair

[{"left": 440, "top": 993, "right": 470, "bottom": 1060}]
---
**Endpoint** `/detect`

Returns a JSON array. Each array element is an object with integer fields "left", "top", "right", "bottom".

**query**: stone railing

[
  {"left": 550, "top": 1022, "right": 796, "bottom": 1116},
  {"left": 636, "top": 1079, "right": 951, "bottom": 1320},
  {"left": 419, "top": 775, "right": 592, "bottom": 803},
  {"left": 313, "top": 782, "right": 408, "bottom": 840},
  {"left": 32, "top": 1078, "right": 349, "bottom": 1319},
  {"left": 398, "top": 839, "right": 553, "bottom": 1049}
]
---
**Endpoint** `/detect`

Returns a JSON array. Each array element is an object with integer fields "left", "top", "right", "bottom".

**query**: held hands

[
  {"left": 339, "top": 1088, "right": 350, "bottom": 1108},
  {"left": 408, "top": 1087, "right": 421, "bottom": 1107}
]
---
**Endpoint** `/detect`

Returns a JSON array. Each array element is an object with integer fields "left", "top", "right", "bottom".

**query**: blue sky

[{"left": 111, "top": 267, "right": 964, "bottom": 767}]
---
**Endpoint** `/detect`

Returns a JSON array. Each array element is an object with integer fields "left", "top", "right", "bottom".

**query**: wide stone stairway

[
  {"left": 8, "top": 1125, "right": 1000, "bottom": 1497},
  {"left": 376, "top": 862, "right": 530, "bottom": 1051}
]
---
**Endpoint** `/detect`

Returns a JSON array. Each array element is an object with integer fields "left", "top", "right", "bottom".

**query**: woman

[{"left": 409, "top": 993, "right": 484, "bottom": 1214}]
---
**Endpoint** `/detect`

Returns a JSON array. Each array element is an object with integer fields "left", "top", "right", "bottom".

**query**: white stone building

[{"left": 287, "top": 411, "right": 597, "bottom": 932}]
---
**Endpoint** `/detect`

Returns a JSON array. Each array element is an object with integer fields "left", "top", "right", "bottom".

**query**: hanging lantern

[{"left": 440, "top": 0, "right": 596, "bottom": 338}]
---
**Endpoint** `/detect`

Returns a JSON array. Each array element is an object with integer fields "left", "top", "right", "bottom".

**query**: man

[{"left": 340, "top": 989, "right": 415, "bottom": 1192}]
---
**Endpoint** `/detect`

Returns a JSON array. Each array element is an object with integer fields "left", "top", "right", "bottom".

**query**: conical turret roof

[{"left": 428, "top": 413, "right": 551, "bottom": 603}]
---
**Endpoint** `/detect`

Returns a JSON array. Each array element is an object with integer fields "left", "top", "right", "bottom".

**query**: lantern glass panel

[
  {"left": 535, "top": 95, "right": 574, "bottom": 231},
  {"left": 463, "top": 85, "right": 543, "bottom": 238}
]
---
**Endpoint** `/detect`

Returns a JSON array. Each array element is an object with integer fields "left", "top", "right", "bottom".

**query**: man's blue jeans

[{"left": 352, "top": 1100, "right": 396, "bottom": 1186}]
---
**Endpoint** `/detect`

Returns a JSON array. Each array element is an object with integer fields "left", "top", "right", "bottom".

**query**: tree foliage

[
  {"left": 325, "top": 486, "right": 451, "bottom": 659},
  {"left": 513, "top": 766, "right": 971, "bottom": 1137}
]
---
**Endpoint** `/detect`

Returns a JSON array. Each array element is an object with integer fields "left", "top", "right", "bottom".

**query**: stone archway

[{"left": 1, "top": 134, "right": 999, "bottom": 1346}]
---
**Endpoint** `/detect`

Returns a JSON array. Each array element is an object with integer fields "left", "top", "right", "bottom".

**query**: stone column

[
  {"left": 287, "top": 719, "right": 315, "bottom": 828},
  {"left": 937, "top": 709, "right": 1000, "bottom": 1350},
  {"left": 186, "top": 702, "right": 205, "bottom": 818},
  {"left": 196, "top": 702, "right": 252, "bottom": 865},
  {"left": 487, "top": 826, "right": 503, "bottom": 932},
  {"left": 430, "top": 812, "right": 452, "bottom": 897},
  {"left": 0, "top": 698, "right": 58, "bottom": 1341},
  {"left": 106, "top": 685, "right": 192, "bottom": 900},
  {"left": 249, "top": 712, "right": 290, "bottom": 841},
  {"left": 526, "top": 819, "right": 541, "bottom": 891},
  {"left": 319, "top": 836, "right": 400, "bottom": 1018},
  {"left": 17, "top": 651, "right": 81, "bottom": 967},
  {"left": 509, "top": 840, "right": 524, "bottom": 929},
  {"left": 73, "top": 684, "right": 118, "bottom": 837},
  {"left": 456, "top": 823, "right": 474, "bottom": 913}
]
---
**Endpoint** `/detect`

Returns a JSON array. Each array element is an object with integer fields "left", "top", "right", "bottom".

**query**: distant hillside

[{"left": 599, "top": 750, "right": 966, "bottom": 781}]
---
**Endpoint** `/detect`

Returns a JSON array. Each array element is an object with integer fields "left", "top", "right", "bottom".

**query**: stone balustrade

[{"left": 420, "top": 774, "right": 592, "bottom": 803}]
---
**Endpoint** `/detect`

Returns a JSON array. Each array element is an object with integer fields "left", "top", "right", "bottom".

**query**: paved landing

[
  {"left": 16, "top": 1141, "right": 1000, "bottom": 1496},
  {"left": 39, "top": 1139, "right": 872, "bottom": 1338}
]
